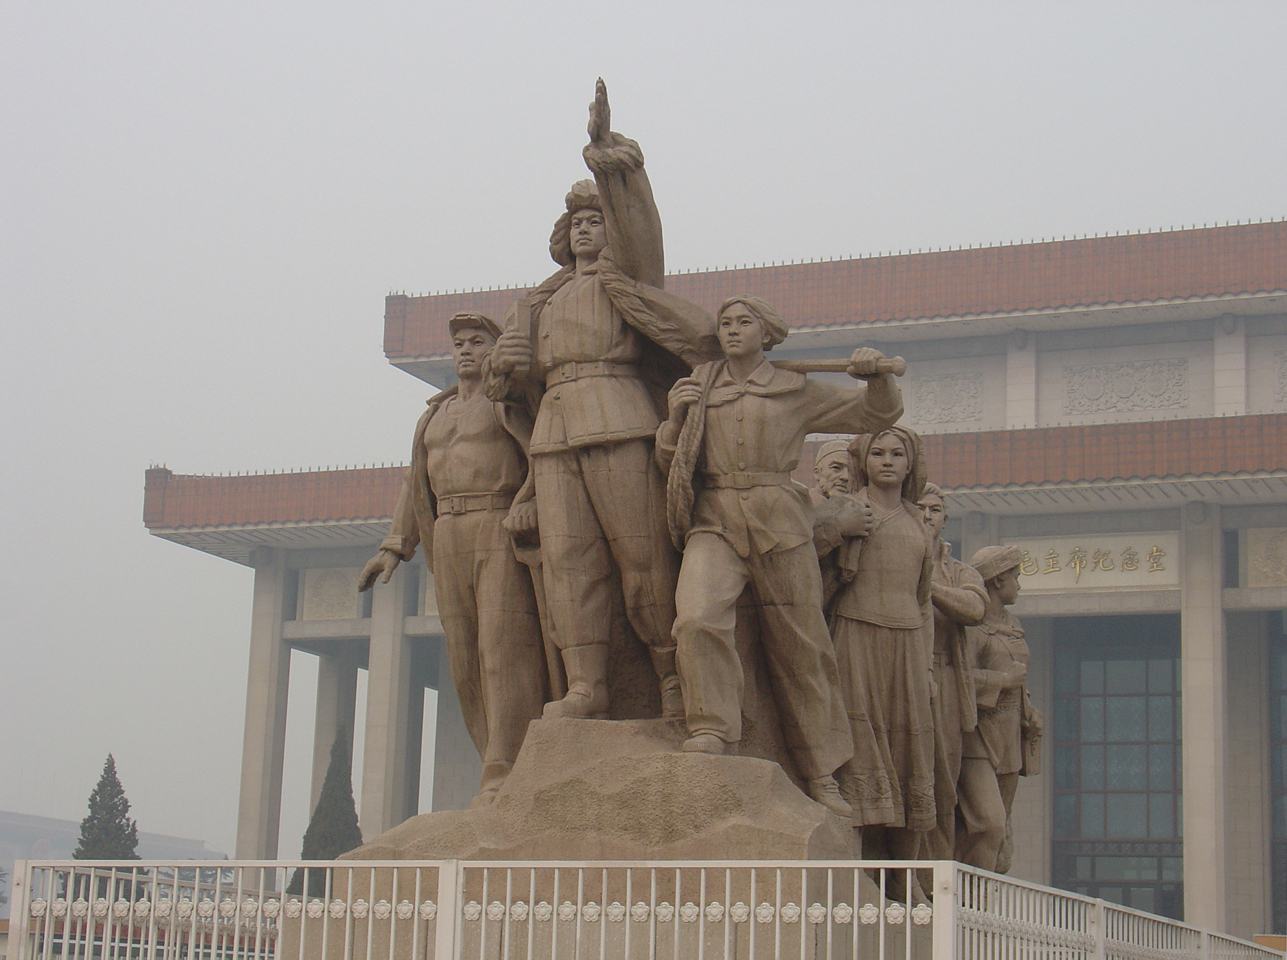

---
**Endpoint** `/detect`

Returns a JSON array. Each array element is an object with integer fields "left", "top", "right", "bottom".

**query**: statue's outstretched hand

[
  {"left": 358, "top": 549, "right": 401, "bottom": 591},
  {"left": 489, "top": 329, "right": 532, "bottom": 375},
  {"left": 588, "top": 78, "right": 611, "bottom": 145}
]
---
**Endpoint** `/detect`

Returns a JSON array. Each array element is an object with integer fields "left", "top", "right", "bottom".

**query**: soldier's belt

[
  {"left": 545, "top": 360, "right": 639, "bottom": 386},
  {"left": 701, "top": 471, "right": 794, "bottom": 489},
  {"left": 436, "top": 492, "right": 515, "bottom": 515}
]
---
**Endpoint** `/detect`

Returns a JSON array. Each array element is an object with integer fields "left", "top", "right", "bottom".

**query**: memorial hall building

[{"left": 143, "top": 220, "right": 1287, "bottom": 940}]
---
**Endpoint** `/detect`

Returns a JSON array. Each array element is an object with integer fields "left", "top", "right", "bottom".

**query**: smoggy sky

[{"left": 2, "top": 1, "right": 1284, "bottom": 861}]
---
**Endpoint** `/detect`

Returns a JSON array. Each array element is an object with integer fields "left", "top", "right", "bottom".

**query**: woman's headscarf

[
  {"left": 716, "top": 295, "right": 789, "bottom": 350},
  {"left": 848, "top": 424, "right": 927, "bottom": 503}
]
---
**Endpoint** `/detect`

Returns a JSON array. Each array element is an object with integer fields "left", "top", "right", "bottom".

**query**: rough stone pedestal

[{"left": 346, "top": 718, "right": 850, "bottom": 861}]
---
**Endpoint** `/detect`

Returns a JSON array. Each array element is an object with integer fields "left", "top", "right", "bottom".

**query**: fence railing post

[
  {"left": 8, "top": 860, "right": 29, "bottom": 960},
  {"left": 434, "top": 859, "right": 461, "bottom": 960},
  {"left": 930, "top": 861, "right": 956, "bottom": 960},
  {"left": 1090, "top": 898, "right": 1107, "bottom": 960}
]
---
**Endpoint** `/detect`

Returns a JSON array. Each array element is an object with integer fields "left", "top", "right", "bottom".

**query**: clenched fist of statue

[
  {"left": 1001, "top": 659, "right": 1029, "bottom": 689},
  {"left": 846, "top": 347, "right": 887, "bottom": 380},
  {"left": 489, "top": 329, "right": 533, "bottom": 375},
  {"left": 502, "top": 500, "right": 539, "bottom": 539},
  {"left": 832, "top": 494, "right": 874, "bottom": 538},
  {"left": 666, "top": 376, "right": 705, "bottom": 420}
]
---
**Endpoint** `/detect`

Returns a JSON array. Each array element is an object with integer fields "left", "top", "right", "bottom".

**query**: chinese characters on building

[
  {"left": 1002, "top": 534, "right": 1179, "bottom": 593},
  {"left": 1020, "top": 545, "right": 1166, "bottom": 583}
]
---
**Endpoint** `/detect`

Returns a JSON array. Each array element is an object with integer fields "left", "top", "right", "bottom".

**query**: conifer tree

[
  {"left": 288, "top": 733, "right": 362, "bottom": 895},
  {"left": 73, "top": 755, "right": 140, "bottom": 860}
]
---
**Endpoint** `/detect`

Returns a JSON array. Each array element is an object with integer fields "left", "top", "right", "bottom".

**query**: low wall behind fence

[{"left": 7, "top": 859, "right": 1280, "bottom": 960}]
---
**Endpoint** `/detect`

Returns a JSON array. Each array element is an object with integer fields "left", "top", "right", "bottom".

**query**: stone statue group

[{"left": 359, "top": 81, "right": 1041, "bottom": 880}]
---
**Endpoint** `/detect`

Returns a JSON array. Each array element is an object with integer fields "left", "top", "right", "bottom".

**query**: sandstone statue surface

[
  {"left": 358, "top": 313, "right": 549, "bottom": 806},
  {"left": 917, "top": 482, "right": 987, "bottom": 860},
  {"left": 482, "top": 79, "right": 716, "bottom": 724},
  {"left": 345, "top": 81, "right": 1049, "bottom": 877},
  {"left": 656, "top": 294, "right": 903, "bottom": 819},
  {"left": 955, "top": 545, "right": 1044, "bottom": 873},
  {"left": 823, "top": 427, "right": 936, "bottom": 866}
]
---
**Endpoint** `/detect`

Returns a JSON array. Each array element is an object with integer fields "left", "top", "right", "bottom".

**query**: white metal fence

[{"left": 7, "top": 859, "right": 1279, "bottom": 960}]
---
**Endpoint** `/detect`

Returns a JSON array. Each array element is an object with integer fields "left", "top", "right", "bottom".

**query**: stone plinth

[{"left": 346, "top": 718, "right": 850, "bottom": 861}]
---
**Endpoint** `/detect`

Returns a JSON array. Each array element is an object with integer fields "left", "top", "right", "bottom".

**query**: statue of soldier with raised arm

[{"left": 483, "top": 80, "right": 716, "bottom": 721}]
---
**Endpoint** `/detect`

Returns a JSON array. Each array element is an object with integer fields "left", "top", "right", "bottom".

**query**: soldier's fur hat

[{"left": 549, "top": 179, "right": 603, "bottom": 266}]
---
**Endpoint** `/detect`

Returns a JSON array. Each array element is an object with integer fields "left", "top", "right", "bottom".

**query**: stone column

[
  {"left": 1180, "top": 501, "right": 1226, "bottom": 928},
  {"left": 311, "top": 645, "right": 360, "bottom": 815},
  {"left": 359, "top": 562, "right": 420, "bottom": 839},
  {"left": 1213, "top": 316, "right": 1247, "bottom": 417},
  {"left": 1224, "top": 611, "right": 1270, "bottom": 940},
  {"left": 1005, "top": 328, "right": 1038, "bottom": 429},
  {"left": 235, "top": 548, "right": 293, "bottom": 860},
  {"left": 431, "top": 637, "right": 483, "bottom": 811}
]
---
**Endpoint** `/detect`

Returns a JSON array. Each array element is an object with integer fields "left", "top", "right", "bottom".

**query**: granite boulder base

[{"left": 345, "top": 718, "right": 851, "bottom": 862}]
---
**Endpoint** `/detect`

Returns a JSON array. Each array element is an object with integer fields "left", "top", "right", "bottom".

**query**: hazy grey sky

[{"left": 2, "top": 1, "right": 1284, "bottom": 860}]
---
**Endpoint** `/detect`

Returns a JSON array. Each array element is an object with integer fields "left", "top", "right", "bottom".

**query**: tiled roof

[
  {"left": 146, "top": 415, "right": 1287, "bottom": 531},
  {"left": 385, "top": 221, "right": 1287, "bottom": 360},
  {"left": 144, "top": 465, "right": 403, "bottom": 530}
]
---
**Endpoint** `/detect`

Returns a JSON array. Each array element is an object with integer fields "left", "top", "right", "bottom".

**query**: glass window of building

[{"left": 1051, "top": 614, "right": 1182, "bottom": 919}]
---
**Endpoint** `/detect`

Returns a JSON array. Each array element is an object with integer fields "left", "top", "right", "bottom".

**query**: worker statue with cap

[
  {"left": 359, "top": 312, "right": 549, "bottom": 806},
  {"left": 483, "top": 80, "right": 718, "bottom": 720},
  {"left": 956, "top": 544, "right": 1044, "bottom": 872}
]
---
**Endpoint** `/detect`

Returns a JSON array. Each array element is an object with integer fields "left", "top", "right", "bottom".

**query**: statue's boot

[
  {"left": 805, "top": 775, "right": 852, "bottom": 820},
  {"left": 542, "top": 644, "right": 609, "bottom": 719},
  {"left": 650, "top": 646, "right": 685, "bottom": 718}
]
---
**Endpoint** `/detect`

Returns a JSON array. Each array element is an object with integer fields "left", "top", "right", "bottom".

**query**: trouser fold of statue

[
  {"left": 673, "top": 532, "right": 853, "bottom": 781},
  {"left": 532, "top": 438, "right": 682, "bottom": 719},
  {"left": 433, "top": 508, "right": 547, "bottom": 802}
]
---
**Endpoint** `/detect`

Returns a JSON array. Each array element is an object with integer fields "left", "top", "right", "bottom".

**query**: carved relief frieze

[
  {"left": 1275, "top": 351, "right": 1287, "bottom": 404},
  {"left": 1063, "top": 359, "right": 1188, "bottom": 415},
  {"left": 912, "top": 374, "right": 984, "bottom": 424},
  {"left": 301, "top": 567, "right": 361, "bottom": 620},
  {"left": 1247, "top": 528, "right": 1287, "bottom": 589}
]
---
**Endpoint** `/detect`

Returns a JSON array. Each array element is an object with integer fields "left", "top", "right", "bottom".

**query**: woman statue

[{"left": 825, "top": 426, "right": 937, "bottom": 868}]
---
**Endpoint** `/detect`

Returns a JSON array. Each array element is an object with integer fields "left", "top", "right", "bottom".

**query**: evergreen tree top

[
  {"left": 73, "top": 754, "right": 140, "bottom": 861},
  {"left": 300, "top": 734, "right": 363, "bottom": 862}
]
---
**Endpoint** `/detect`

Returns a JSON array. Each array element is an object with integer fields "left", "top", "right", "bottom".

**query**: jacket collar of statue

[
  {"left": 425, "top": 385, "right": 460, "bottom": 409},
  {"left": 706, "top": 358, "right": 806, "bottom": 405},
  {"left": 936, "top": 538, "right": 960, "bottom": 565}
]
